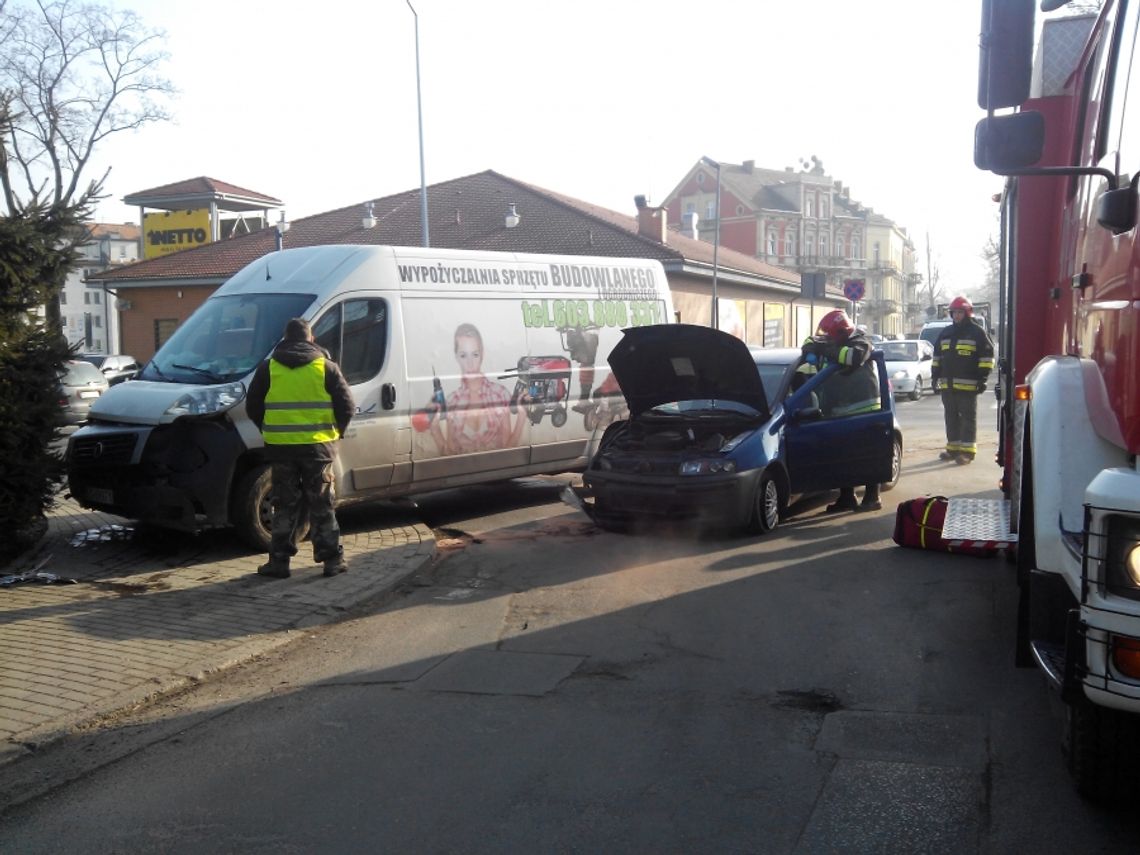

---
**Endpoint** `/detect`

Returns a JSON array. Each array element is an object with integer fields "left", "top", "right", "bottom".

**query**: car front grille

[{"left": 70, "top": 432, "right": 139, "bottom": 466}]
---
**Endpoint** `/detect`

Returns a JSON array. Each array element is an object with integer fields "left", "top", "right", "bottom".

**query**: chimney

[
  {"left": 681, "top": 211, "right": 700, "bottom": 239},
  {"left": 743, "top": 160, "right": 755, "bottom": 173},
  {"left": 635, "top": 196, "right": 667, "bottom": 244}
]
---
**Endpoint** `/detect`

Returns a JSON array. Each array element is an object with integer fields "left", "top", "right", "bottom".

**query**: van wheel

[
  {"left": 231, "top": 465, "right": 309, "bottom": 552},
  {"left": 1066, "top": 697, "right": 1139, "bottom": 804},
  {"left": 749, "top": 474, "right": 781, "bottom": 534}
]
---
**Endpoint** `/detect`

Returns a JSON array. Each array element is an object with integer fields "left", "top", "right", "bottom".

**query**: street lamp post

[
  {"left": 701, "top": 156, "right": 722, "bottom": 329},
  {"left": 408, "top": 0, "right": 429, "bottom": 247}
]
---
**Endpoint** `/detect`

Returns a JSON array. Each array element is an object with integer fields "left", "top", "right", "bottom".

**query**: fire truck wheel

[
  {"left": 1066, "top": 697, "right": 1137, "bottom": 804},
  {"left": 552, "top": 406, "right": 568, "bottom": 428},
  {"left": 231, "top": 465, "right": 310, "bottom": 553}
]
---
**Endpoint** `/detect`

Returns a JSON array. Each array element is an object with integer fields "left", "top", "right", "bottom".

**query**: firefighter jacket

[
  {"left": 796, "top": 331, "right": 880, "bottom": 415},
  {"left": 931, "top": 318, "right": 994, "bottom": 394},
  {"left": 246, "top": 339, "right": 355, "bottom": 462}
]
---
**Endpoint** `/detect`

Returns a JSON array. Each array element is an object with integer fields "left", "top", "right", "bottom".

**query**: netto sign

[{"left": 143, "top": 209, "right": 212, "bottom": 259}]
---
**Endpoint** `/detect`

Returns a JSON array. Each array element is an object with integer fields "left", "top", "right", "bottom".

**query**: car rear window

[{"left": 62, "top": 361, "right": 105, "bottom": 385}]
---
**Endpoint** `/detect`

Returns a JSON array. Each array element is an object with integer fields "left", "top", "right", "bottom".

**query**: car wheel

[
  {"left": 231, "top": 465, "right": 310, "bottom": 552},
  {"left": 749, "top": 473, "right": 781, "bottom": 534},
  {"left": 910, "top": 377, "right": 923, "bottom": 401},
  {"left": 880, "top": 437, "right": 903, "bottom": 492}
]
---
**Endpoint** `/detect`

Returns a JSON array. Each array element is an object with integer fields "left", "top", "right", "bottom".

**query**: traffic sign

[{"left": 842, "top": 278, "right": 866, "bottom": 301}]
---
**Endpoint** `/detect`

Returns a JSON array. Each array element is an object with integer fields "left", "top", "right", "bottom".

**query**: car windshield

[
  {"left": 881, "top": 342, "right": 918, "bottom": 361},
  {"left": 649, "top": 399, "right": 762, "bottom": 417},
  {"left": 755, "top": 362, "right": 790, "bottom": 408},
  {"left": 140, "top": 292, "right": 315, "bottom": 384}
]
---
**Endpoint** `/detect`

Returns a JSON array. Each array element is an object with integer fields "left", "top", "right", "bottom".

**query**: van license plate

[
  {"left": 87, "top": 487, "right": 113, "bottom": 504},
  {"left": 79, "top": 390, "right": 100, "bottom": 399}
]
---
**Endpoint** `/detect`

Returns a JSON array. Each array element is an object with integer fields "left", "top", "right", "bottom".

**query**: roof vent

[
  {"left": 362, "top": 202, "right": 376, "bottom": 229},
  {"left": 505, "top": 203, "right": 520, "bottom": 228}
]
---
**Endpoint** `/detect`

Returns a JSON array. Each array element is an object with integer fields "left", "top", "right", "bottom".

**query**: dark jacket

[
  {"left": 931, "top": 318, "right": 994, "bottom": 393},
  {"left": 246, "top": 339, "right": 355, "bottom": 461}
]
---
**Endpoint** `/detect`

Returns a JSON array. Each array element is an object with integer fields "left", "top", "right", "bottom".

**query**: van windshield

[{"left": 139, "top": 293, "right": 315, "bottom": 384}]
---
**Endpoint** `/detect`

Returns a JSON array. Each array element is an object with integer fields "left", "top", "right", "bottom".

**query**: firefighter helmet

[
  {"left": 948, "top": 295, "right": 973, "bottom": 317},
  {"left": 816, "top": 309, "right": 855, "bottom": 341}
]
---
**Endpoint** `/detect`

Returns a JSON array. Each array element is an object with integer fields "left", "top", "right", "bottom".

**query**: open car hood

[{"left": 607, "top": 324, "right": 770, "bottom": 419}]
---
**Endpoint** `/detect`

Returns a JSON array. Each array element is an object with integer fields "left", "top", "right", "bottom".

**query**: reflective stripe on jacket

[{"left": 262, "top": 358, "right": 339, "bottom": 445}]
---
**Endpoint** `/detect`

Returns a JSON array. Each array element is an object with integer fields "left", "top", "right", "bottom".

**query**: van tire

[{"left": 231, "top": 465, "right": 310, "bottom": 552}]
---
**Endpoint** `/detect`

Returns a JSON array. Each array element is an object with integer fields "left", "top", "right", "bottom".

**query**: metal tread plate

[{"left": 941, "top": 498, "right": 1018, "bottom": 546}]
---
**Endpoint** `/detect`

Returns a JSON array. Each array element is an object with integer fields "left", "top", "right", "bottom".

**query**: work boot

[
  {"left": 955, "top": 454, "right": 974, "bottom": 465},
  {"left": 938, "top": 450, "right": 957, "bottom": 461},
  {"left": 826, "top": 488, "right": 859, "bottom": 513},
  {"left": 323, "top": 557, "right": 348, "bottom": 577},
  {"left": 257, "top": 557, "right": 291, "bottom": 579}
]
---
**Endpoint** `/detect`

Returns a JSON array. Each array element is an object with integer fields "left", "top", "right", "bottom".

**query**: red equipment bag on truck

[{"left": 892, "top": 496, "right": 997, "bottom": 557}]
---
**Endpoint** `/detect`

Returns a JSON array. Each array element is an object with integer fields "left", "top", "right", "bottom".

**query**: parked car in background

[
  {"left": 58, "top": 359, "right": 109, "bottom": 428},
  {"left": 568, "top": 325, "right": 903, "bottom": 534},
  {"left": 918, "top": 320, "right": 952, "bottom": 349},
  {"left": 880, "top": 339, "right": 934, "bottom": 401},
  {"left": 78, "top": 353, "right": 141, "bottom": 386}
]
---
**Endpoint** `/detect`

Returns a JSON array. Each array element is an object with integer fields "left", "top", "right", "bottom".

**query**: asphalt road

[{"left": 2, "top": 391, "right": 1135, "bottom": 852}]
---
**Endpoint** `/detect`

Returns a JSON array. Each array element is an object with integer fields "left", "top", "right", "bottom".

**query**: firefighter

[
  {"left": 931, "top": 296, "right": 995, "bottom": 464},
  {"left": 799, "top": 310, "right": 883, "bottom": 513}
]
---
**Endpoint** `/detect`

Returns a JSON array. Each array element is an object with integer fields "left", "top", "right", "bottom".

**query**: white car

[{"left": 880, "top": 339, "right": 934, "bottom": 400}]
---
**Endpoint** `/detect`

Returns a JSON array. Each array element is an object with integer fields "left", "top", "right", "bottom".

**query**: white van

[{"left": 66, "top": 245, "right": 674, "bottom": 549}]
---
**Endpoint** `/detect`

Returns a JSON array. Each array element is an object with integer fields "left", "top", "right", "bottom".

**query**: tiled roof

[
  {"left": 87, "top": 222, "right": 141, "bottom": 240},
  {"left": 98, "top": 170, "right": 800, "bottom": 289},
  {"left": 122, "top": 176, "right": 283, "bottom": 211}
]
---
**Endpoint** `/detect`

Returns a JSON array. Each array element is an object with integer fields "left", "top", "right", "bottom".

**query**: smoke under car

[{"left": 568, "top": 324, "right": 902, "bottom": 534}]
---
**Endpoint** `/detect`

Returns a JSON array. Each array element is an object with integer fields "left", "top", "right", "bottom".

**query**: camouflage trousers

[
  {"left": 941, "top": 389, "right": 979, "bottom": 458},
  {"left": 269, "top": 458, "right": 342, "bottom": 564}
]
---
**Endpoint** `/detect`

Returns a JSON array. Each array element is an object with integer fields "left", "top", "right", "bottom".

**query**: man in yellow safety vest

[{"left": 246, "top": 318, "right": 355, "bottom": 578}]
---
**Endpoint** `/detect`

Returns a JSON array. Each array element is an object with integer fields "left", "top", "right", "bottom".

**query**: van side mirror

[
  {"left": 978, "top": 0, "right": 1035, "bottom": 109},
  {"left": 975, "top": 112, "right": 1045, "bottom": 171}
]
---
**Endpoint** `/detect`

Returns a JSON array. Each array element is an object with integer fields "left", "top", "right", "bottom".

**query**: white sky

[{"left": 88, "top": 0, "right": 1007, "bottom": 294}]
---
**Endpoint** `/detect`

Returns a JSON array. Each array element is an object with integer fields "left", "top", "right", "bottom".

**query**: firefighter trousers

[{"left": 941, "top": 389, "right": 979, "bottom": 458}]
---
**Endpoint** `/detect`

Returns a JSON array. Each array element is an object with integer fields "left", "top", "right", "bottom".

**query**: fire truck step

[{"left": 940, "top": 497, "right": 1018, "bottom": 548}]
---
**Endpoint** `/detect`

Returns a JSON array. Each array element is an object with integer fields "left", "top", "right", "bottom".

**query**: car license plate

[
  {"left": 79, "top": 390, "right": 100, "bottom": 399},
  {"left": 86, "top": 487, "right": 113, "bottom": 504}
]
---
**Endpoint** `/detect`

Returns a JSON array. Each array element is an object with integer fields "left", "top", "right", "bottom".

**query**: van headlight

[
  {"left": 163, "top": 382, "right": 246, "bottom": 418},
  {"left": 1105, "top": 515, "right": 1140, "bottom": 600}
]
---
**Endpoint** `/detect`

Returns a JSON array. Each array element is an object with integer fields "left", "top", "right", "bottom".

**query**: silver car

[
  {"left": 78, "top": 353, "right": 141, "bottom": 386},
  {"left": 58, "top": 360, "right": 109, "bottom": 426}
]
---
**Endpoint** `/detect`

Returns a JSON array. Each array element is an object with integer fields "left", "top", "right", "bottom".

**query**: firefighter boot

[
  {"left": 826, "top": 487, "right": 859, "bottom": 513},
  {"left": 858, "top": 484, "right": 882, "bottom": 512}
]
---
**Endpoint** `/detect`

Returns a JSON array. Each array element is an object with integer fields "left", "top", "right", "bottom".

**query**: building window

[
  {"left": 705, "top": 200, "right": 716, "bottom": 219},
  {"left": 60, "top": 291, "right": 67, "bottom": 305},
  {"left": 821, "top": 198, "right": 829, "bottom": 220},
  {"left": 155, "top": 318, "right": 179, "bottom": 351},
  {"left": 94, "top": 316, "right": 102, "bottom": 328},
  {"left": 767, "top": 229, "right": 777, "bottom": 256},
  {"left": 819, "top": 234, "right": 829, "bottom": 259},
  {"left": 119, "top": 244, "right": 127, "bottom": 258},
  {"left": 837, "top": 236, "right": 846, "bottom": 258},
  {"left": 697, "top": 172, "right": 705, "bottom": 186},
  {"left": 853, "top": 240, "right": 863, "bottom": 260},
  {"left": 786, "top": 232, "right": 797, "bottom": 258},
  {"left": 805, "top": 234, "right": 815, "bottom": 258},
  {"left": 93, "top": 291, "right": 101, "bottom": 304},
  {"left": 685, "top": 202, "right": 695, "bottom": 214},
  {"left": 83, "top": 292, "right": 91, "bottom": 304},
  {"left": 805, "top": 197, "right": 814, "bottom": 218},
  {"left": 873, "top": 242, "right": 881, "bottom": 264}
]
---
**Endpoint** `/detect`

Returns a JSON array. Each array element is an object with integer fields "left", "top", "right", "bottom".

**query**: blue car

[{"left": 571, "top": 324, "right": 903, "bottom": 534}]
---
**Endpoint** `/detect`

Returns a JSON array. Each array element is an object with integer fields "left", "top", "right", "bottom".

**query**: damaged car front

[{"left": 569, "top": 324, "right": 836, "bottom": 535}]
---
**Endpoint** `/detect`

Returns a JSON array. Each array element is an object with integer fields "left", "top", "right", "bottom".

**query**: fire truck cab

[{"left": 973, "top": 0, "right": 1140, "bottom": 801}]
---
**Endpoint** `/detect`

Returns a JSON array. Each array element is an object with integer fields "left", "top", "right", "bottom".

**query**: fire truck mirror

[
  {"left": 974, "top": 113, "right": 1045, "bottom": 173},
  {"left": 978, "top": 0, "right": 1034, "bottom": 110},
  {"left": 1096, "top": 183, "right": 1138, "bottom": 235}
]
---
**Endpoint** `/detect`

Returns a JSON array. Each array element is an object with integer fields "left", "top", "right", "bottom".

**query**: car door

[{"left": 783, "top": 352, "right": 895, "bottom": 493}]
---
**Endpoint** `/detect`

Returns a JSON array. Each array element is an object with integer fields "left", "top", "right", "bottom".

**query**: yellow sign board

[{"left": 143, "top": 209, "right": 212, "bottom": 259}]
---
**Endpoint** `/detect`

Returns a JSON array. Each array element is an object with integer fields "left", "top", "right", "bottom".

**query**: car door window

[
  {"left": 312, "top": 298, "right": 389, "bottom": 385},
  {"left": 815, "top": 363, "right": 881, "bottom": 419}
]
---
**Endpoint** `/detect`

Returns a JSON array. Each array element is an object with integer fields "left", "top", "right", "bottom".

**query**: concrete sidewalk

[{"left": 0, "top": 495, "right": 436, "bottom": 766}]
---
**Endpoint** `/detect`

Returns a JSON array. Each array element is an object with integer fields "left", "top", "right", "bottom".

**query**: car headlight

[
  {"left": 679, "top": 459, "right": 738, "bottom": 475},
  {"left": 163, "top": 382, "right": 246, "bottom": 418},
  {"left": 1105, "top": 515, "right": 1140, "bottom": 600}
]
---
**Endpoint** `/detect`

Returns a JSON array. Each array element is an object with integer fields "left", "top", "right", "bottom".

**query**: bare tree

[
  {"left": 0, "top": 0, "right": 174, "bottom": 216},
  {"left": 920, "top": 232, "right": 947, "bottom": 317}
]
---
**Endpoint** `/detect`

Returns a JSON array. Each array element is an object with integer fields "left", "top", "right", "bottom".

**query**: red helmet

[
  {"left": 948, "top": 296, "right": 973, "bottom": 317},
  {"left": 816, "top": 309, "right": 855, "bottom": 341}
]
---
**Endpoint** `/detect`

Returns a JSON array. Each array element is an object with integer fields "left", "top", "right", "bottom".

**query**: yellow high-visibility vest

[{"left": 262, "top": 358, "right": 339, "bottom": 445}]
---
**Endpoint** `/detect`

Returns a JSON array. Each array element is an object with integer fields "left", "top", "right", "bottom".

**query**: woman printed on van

[{"left": 427, "top": 323, "right": 528, "bottom": 454}]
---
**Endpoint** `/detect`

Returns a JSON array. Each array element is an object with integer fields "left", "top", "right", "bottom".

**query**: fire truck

[{"left": 971, "top": 0, "right": 1140, "bottom": 800}]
